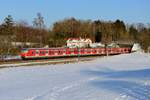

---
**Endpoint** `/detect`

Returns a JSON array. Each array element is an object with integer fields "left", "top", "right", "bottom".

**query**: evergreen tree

[
  {"left": 129, "top": 25, "right": 138, "bottom": 42},
  {"left": 95, "top": 32, "right": 102, "bottom": 42},
  {"left": 114, "top": 19, "right": 126, "bottom": 41},
  {"left": 0, "top": 15, "right": 14, "bottom": 35}
]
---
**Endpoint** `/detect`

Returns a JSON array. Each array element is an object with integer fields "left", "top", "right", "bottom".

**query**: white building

[
  {"left": 90, "top": 43, "right": 105, "bottom": 48},
  {"left": 66, "top": 38, "right": 92, "bottom": 48}
]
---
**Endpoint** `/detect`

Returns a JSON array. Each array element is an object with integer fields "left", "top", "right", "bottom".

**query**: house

[{"left": 66, "top": 38, "right": 92, "bottom": 48}]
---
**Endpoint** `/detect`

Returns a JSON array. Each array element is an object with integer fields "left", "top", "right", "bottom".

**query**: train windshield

[{"left": 21, "top": 48, "right": 28, "bottom": 53}]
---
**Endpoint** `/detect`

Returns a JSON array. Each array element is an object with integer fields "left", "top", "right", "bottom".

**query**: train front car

[
  {"left": 20, "top": 48, "right": 43, "bottom": 60},
  {"left": 20, "top": 48, "right": 29, "bottom": 60},
  {"left": 20, "top": 48, "right": 39, "bottom": 60},
  {"left": 20, "top": 48, "right": 66, "bottom": 60}
]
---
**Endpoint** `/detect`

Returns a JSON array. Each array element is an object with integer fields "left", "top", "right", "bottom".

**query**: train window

[
  {"left": 58, "top": 50, "right": 62, "bottom": 54},
  {"left": 54, "top": 50, "right": 57, "bottom": 53},
  {"left": 49, "top": 50, "right": 54, "bottom": 55},
  {"left": 49, "top": 51, "right": 51, "bottom": 55},
  {"left": 42, "top": 51, "right": 45, "bottom": 54},
  {"left": 99, "top": 49, "right": 102, "bottom": 52},
  {"left": 57, "top": 51, "right": 60, "bottom": 54},
  {"left": 31, "top": 51, "right": 35, "bottom": 55},
  {"left": 40, "top": 51, "right": 45, "bottom": 55},
  {"left": 80, "top": 49, "right": 84, "bottom": 52},
  {"left": 93, "top": 49, "right": 96, "bottom": 53},
  {"left": 46, "top": 50, "right": 48, "bottom": 54},
  {"left": 21, "top": 49, "right": 28, "bottom": 53},
  {"left": 87, "top": 49, "right": 91, "bottom": 53},
  {"left": 74, "top": 49, "right": 78, "bottom": 53},
  {"left": 108, "top": 49, "right": 111, "bottom": 53},
  {"left": 36, "top": 51, "right": 39, "bottom": 54},
  {"left": 29, "top": 50, "right": 35, "bottom": 55}
]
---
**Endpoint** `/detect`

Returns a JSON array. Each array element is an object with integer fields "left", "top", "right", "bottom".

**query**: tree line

[{"left": 0, "top": 13, "right": 150, "bottom": 56}]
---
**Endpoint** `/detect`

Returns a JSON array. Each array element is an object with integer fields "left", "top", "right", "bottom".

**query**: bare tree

[{"left": 33, "top": 13, "right": 45, "bottom": 29}]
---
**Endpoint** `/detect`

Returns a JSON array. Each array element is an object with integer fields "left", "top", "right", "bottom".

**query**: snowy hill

[{"left": 0, "top": 52, "right": 150, "bottom": 100}]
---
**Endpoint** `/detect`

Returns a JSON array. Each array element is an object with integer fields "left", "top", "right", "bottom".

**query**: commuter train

[{"left": 20, "top": 47, "right": 131, "bottom": 59}]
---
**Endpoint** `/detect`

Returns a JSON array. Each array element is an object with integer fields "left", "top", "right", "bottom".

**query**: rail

[{"left": 0, "top": 57, "right": 95, "bottom": 68}]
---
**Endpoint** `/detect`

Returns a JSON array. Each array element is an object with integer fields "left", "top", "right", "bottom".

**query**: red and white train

[{"left": 20, "top": 47, "right": 131, "bottom": 59}]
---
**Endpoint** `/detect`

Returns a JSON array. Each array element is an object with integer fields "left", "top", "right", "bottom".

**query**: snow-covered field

[{"left": 0, "top": 52, "right": 150, "bottom": 100}]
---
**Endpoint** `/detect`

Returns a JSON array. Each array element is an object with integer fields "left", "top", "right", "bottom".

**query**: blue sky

[{"left": 0, "top": 0, "right": 149, "bottom": 27}]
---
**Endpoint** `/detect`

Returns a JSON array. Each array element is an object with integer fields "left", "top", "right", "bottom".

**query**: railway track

[{"left": 0, "top": 56, "right": 99, "bottom": 68}]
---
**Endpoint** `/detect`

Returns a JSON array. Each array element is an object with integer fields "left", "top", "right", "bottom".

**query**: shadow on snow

[
  {"left": 81, "top": 68, "right": 150, "bottom": 79},
  {"left": 92, "top": 80, "right": 150, "bottom": 100},
  {"left": 81, "top": 68, "right": 150, "bottom": 99}
]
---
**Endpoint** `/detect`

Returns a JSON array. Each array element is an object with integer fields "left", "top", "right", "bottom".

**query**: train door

[
  {"left": 49, "top": 49, "right": 54, "bottom": 56},
  {"left": 57, "top": 49, "right": 64, "bottom": 56},
  {"left": 87, "top": 48, "right": 91, "bottom": 54},
  {"left": 80, "top": 48, "right": 84, "bottom": 55},
  {"left": 39, "top": 49, "right": 46, "bottom": 57},
  {"left": 98, "top": 48, "right": 101, "bottom": 54},
  {"left": 99, "top": 48, "right": 105, "bottom": 54},
  {"left": 92, "top": 48, "right": 97, "bottom": 54},
  {"left": 111, "top": 48, "right": 115, "bottom": 54},
  {"left": 28, "top": 49, "right": 36, "bottom": 57},
  {"left": 66, "top": 48, "right": 71, "bottom": 55},
  {"left": 107, "top": 48, "right": 111, "bottom": 54},
  {"left": 74, "top": 48, "right": 78, "bottom": 55}
]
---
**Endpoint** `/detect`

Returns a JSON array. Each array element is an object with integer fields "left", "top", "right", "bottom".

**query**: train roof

[{"left": 22, "top": 47, "right": 65, "bottom": 50}]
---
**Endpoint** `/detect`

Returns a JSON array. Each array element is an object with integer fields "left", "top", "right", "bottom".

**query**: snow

[
  {"left": 0, "top": 52, "right": 150, "bottom": 100},
  {"left": 132, "top": 43, "right": 142, "bottom": 52}
]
